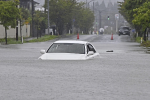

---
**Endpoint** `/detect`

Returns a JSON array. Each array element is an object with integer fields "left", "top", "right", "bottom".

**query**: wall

[{"left": 0, "top": 24, "right": 30, "bottom": 38}]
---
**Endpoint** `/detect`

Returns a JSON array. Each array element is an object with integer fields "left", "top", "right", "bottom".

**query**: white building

[{"left": 0, "top": 24, "right": 30, "bottom": 38}]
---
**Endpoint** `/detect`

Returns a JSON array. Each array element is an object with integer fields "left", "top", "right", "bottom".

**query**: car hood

[
  {"left": 39, "top": 53, "right": 87, "bottom": 60},
  {"left": 39, "top": 53, "right": 99, "bottom": 60}
]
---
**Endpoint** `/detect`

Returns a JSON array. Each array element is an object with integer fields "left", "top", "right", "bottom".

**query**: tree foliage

[
  {"left": 0, "top": 0, "right": 20, "bottom": 44},
  {"left": 34, "top": 10, "right": 46, "bottom": 38},
  {"left": 118, "top": 0, "right": 149, "bottom": 27},
  {"left": 48, "top": 0, "right": 77, "bottom": 35},
  {"left": 44, "top": 0, "right": 94, "bottom": 35},
  {"left": 132, "top": 2, "right": 150, "bottom": 31},
  {"left": 74, "top": 8, "right": 94, "bottom": 33},
  {"left": 20, "top": 8, "right": 31, "bottom": 25},
  {"left": 0, "top": 0, "right": 20, "bottom": 29},
  {"left": 118, "top": 0, "right": 150, "bottom": 40},
  {"left": 72, "top": 2, "right": 94, "bottom": 33}
]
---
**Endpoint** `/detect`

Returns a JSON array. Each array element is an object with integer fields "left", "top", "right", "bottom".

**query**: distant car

[
  {"left": 118, "top": 26, "right": 131, "bottom": 36},
  {"left": 38, "top": 40, "right": 99, "bottom": 60},
  {"left": 99, "top": 28, "right": 104, "bottom": 35}
]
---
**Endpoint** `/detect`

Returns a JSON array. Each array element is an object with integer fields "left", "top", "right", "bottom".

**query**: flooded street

[{"left": 0, "top": 34, "right": 150, "bottom": 100}]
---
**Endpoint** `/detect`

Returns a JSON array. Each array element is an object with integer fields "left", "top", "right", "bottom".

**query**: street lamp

[
  {"left": 31, "top": 0, "right": 34, "bottom": 37},
  {"left": 47, "top": 0, "right": 50, "bottom": 35}
]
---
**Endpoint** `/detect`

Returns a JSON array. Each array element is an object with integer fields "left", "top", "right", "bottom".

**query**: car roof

[
  {"left": 54, "top": 40, "right": 89, "bottom": 44},
  {"left": 120, "top": 26, "right": 129, "bottom": 28}
]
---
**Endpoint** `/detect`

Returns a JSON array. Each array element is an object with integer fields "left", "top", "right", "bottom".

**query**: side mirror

[
  {"left": 40, "top": 50, "right": 46, "bottom": 54},
  {"left": 90, "top": 48, "right": 95, "bottom": 51},
  {"left": 87, "top": 51, "right": 94, "bottom": 56}
]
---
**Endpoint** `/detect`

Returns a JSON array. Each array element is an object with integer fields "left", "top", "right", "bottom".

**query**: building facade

[{"left": 0, "top": 24, "right": 30, "bottom": 38}]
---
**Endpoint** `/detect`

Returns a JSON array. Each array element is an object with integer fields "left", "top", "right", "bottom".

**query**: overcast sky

[
  {"left": 79, "top": 0, "right": 123, "bottom": 4},
  {"left": 34, "top": 0, "right": 123, "bottom": 6}
]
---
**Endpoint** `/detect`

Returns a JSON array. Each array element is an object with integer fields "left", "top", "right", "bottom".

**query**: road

[{"left": 0, "top": 34, "right": 150, "bottom": 100}]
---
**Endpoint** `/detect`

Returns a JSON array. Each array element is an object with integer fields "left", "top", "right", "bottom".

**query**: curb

[{"left": 146, "top": 50, "right": 150, "bottom": 53}]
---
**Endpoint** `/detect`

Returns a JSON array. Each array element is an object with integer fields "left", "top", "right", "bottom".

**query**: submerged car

[
  {"left": 39, "top": 40, "right": 99, "bottom": 60},
  {"left": 118, "top": 26, "right": 131, "bottom": 36}
]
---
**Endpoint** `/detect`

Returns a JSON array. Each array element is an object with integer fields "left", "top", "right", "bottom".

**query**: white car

[{"left": 39, "top": 40, "right": 99, "bottom": 60}]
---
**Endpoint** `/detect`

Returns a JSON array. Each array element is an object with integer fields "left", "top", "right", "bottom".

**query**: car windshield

[
  {"left": 122, "top": 27, "right": 129, "bottom": 30},
  {"left": 47, "top": 43, "right": 85, "bottom": 54}
]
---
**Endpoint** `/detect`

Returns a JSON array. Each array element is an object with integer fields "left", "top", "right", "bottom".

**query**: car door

[{"left": 86, "top": 43, "right": 99, "bottom": 59}]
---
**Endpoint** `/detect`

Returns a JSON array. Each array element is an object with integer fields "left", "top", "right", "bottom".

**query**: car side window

[{"left": 87, "top": 44, "right": 96, "bottom": 53}]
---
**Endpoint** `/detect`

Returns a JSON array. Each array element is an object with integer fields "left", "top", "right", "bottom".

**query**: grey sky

[
  {"left": 34, "top": 0, "right": 44, "bottom": 6},
  {"left": 81, "top": 0, "right": 123, "bottom": 6},
  {"left": 34, "top": 0, "right": 123, "bottom": 6},
  {"left": 79, "top": 0, "right": 123, "bottom": 3}
]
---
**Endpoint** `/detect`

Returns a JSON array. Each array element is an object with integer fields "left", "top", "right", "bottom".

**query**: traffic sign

[
  {"left": 73, "top": 19, "right": 75, "bottom": 22},
  {"left": 115, "top": 14, "right": 119, "bottom": 20}
]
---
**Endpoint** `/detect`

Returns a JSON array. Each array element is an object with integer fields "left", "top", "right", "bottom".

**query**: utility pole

[
  {"left": 93, "top": 2, "right": 94, "bottom": 13},
  {"left": 86, "top": 0, "right": 87, "bottom": 8},
  {"left": 98, "top": 10, "right": 105, "bottom": 29},
  {"left": 44, "top": 0, "right": 46, "bottom": 13},
  {"left": 116, "top": 19, "right": 118, "bottom": 33},
  {"left": 48, "top": 0, "right": 50, "bottom": 35},
  {"left": 16, "top": 22, "right": 18, "bottom": 41},
  {"left": 16, "top": 17, "right": 18, "bottom": 41},
  {"left": 32, "top": 0, "right": 34, "bottom": 37},
  {"left": 115, "top": 14, "right": 119, "bottom": 33},
  {"left": 16, "top": 4, "right": 18, "bottom": 41},
  {"left": 99, "top": 11, "right": 101, "bottom": 29}
]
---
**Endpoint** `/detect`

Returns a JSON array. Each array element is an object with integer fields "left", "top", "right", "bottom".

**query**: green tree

[
  {"left": 67, "top": 2, "right": 84, "bottom": 33},
  {"left": 34, "top": 10, "right": 45, "bottom": 39},
  {"left": 46, "top": 0, "right": 94, "bottom": 35},
  {"left": 119, "top": 0, "right": 149, "bottom": 22},
  {"left": 20, "top": 8, "right": 31, "bottom": 43},
  {"left": 0, "top": 0, "right": 20, "bottom": 44},
  {"left": 74, "top": 7, "right": 94, "bottom": 34},
  {"left": 132, "top": 2, "right": 150, "bottom": 41},
  {"left": 118, "top": 0, "right": 150, "bottom": 36},
  {"left": 70, "top": 1, "right": 94, "bottom": 34},
  {"left": 44, "top": 0, "right": 47, "bottom": 13},
  {"left": 48, "top": 0, "right": 77, "bottom": 35}
]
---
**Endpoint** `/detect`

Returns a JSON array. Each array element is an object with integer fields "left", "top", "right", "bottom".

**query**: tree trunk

[
  {"left": 144, "top": 28, "right": 146, "bottom": 41},
  {"left": 147, "top": 31, "right": 149, "bottom": 40},
  {"left": 40, "top": 29, "right": 41, "bottom": 38},
  {"left": 5, "top": 27, "right": 7, "bottom": 45},
  {"left": 37, "top": 26, "right": 38, "bottom": 39},
  {"left": 58, "top": 23, "right": 64, "bottom": 35},
  {"left": 20, "top": 20, "right": 23, "bottom": 43},
  {"left": 16, "top": 5, "right": 18, "bottom": 41},
  {"left": 16, "top": 20, "right": 18, "bottom": 41},
  {"left": 44, "top": 0, "right": 47, "bottom": 14},
  {"left": 146, "top": 28, "right": 149, "bottom": 40}
]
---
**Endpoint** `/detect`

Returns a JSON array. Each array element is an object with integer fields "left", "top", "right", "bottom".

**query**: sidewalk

[{"left": 25, "top": 37, "right": 38, "bottom": 42}]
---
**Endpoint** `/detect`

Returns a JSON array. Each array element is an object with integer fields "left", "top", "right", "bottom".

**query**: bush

[
  {"left": 0, "top": 38, "right": 22, "bottom": 44},
  {"left": 0, "top": 35, "right": 58, "bottom": 44},
  {"left": 136, "top": 37, "right": 141, "bottom": 43},
  {"left": 136, "top": 37, "right": 150, "bottom": 47},
  {"left": 26, "top": 35, "right": 58, "bottom": 43},
  {"left": 141, "top": 41, "right": 150, "bottom": 47}
]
